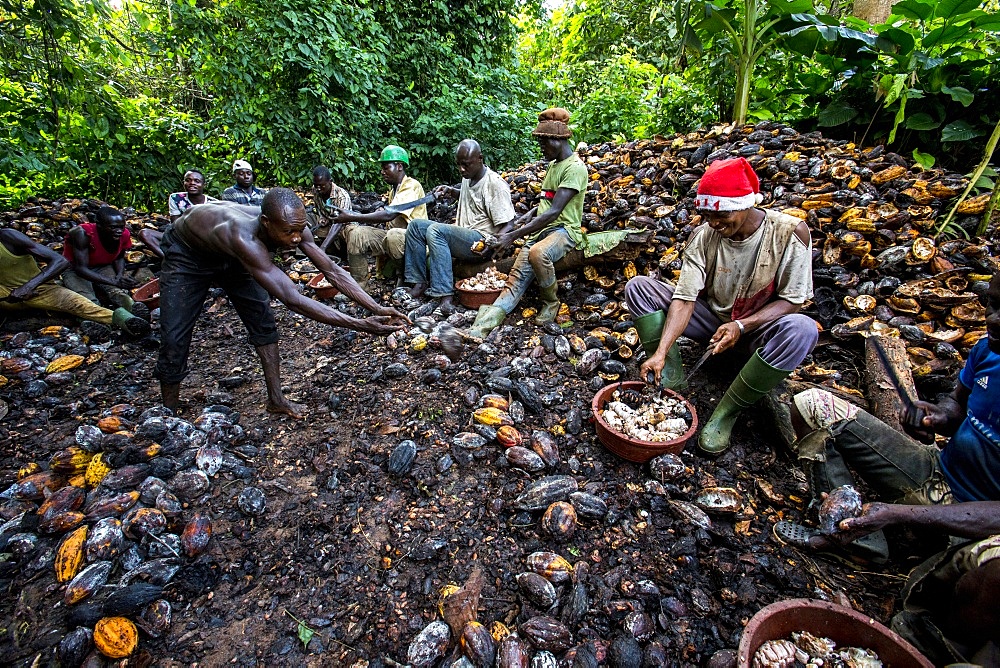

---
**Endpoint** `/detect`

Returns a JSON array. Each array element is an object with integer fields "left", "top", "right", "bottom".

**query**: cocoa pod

[
  {"left": 526, "top": 551, "right": 573, "bottom": 584},
  {"left": 388, "top": 440, "right": 417, "bottom": 475},
  {"left": 530, "top": 431, "right": 560, "bottom": 468},
  {"left": 496, "top": 425, "right": 523, "bottom": 448},
  {"left": 49, "top": 447, "right": 93, "bottom": 476},
  {"left": 196, "top": 444, "right": 223, "bottom": 476},
  {"left": 610, "top": 634, "right": 644, "bottom": 667},
  {"left": 407, "top": 620, "right": 451, "bottom": 668},
  {"left": 58, "top": 626, "right": 94, "bottom": 667},
  {"left": 505, "top": 446, "right": 545, "bottom": 473},
  {"left": 541, "top": 501, "right": 577, "bottom": 541},
  {"left": 99, "top": 463, "right": 150, "bottom": 491},
  {"left": 65, "top": 560, "right": 113, "bottom": 605},
  {"left": 55, "top": 525, "right": 88, "bottom": 583},
  {"left": 496, "top": 633, "right": 532, "bottom": 668},
  {"left": 39, "top": 510, "right": 85, "bottom": 534},
  {"left": 155, "top": 490, "right": 183, "bottom": 518},
  {"left": 531, "top": 650, "right": 559, "bottom": 668},
  {"left": 623, "top": 611, "right": 655, "bottom": 641},
  {"left": 137, "top": 476, "right": 167, "bottom": 505},
  {"left": 84, "top": 518, "right": 124, "bottom": 562},
  {"left": 75, "top": 425, "right": 104, "bottom": 452},
  {"left": 519, "top": 616, "right": 572, "bottom": 652},
  {"left": 120, "top": 557, "right": 181, "bottom": 587},
  {"left": 577, "top": 348, "right": 604, "bottom": 376},
  {"left": 181, "top": 512, "right": 212, "bottom": 557},
  {"left": 460, "top": 620, "right": 497, "bottom": 667},
  {"left": 93, "top": 616, "right": 137, "bottom": 658},
  {"left": 569, "top": 492, "right": 608, "bottom": 522},
  {"left": 3, "top": 471, "right": 66, "bottom": 500},
  {"left": 123, "top": 507, "right": 167, "bottom": 539},
  {"left": 480, "top": 394, "right": 510, "bottom": 410},
  {"left": 513, "top": 476, "right": 578, "bottom": 511},
  {"left": 517, "top": 572, "right": 557, "bottom": 608},
  {"left": 474, "top": 407, "right": 514, "bottom": 426},
  {"left": 453, "top": 432, "right": 488, "bottom": 449},
  {"left": 37, "top": 484, "right": 85, "bottom": 518},
  {"left": 84, "top": 491, "right": 140, "bottom": 520},
  {"left": 137, "top": 598, "right": 172, "bottom": 638},
  {"left": 170, "top": 469, "right": 210, "bottom": 499},
  {"left": 103, "top": 582, "right": 163, "bottom": 616}
]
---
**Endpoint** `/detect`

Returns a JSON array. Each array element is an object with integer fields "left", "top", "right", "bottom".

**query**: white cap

[{"left": 232, "top": 159, "right": 253, "bottom": 172}]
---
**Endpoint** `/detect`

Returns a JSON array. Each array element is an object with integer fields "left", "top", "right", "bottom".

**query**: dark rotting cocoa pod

[{"left": 388, "top": 440, "right": 418, "bottom": 475}]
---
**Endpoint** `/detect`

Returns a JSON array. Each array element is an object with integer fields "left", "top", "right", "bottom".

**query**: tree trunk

[
  {"left": 852, "top": 0, "right": 900, "bottom": 25},
  {"left": 864, "top": 335, "right": 917, "bottom": 432}
]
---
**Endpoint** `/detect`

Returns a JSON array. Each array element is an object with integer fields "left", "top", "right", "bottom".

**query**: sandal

[
  {"left": 391, "top": 287, "right": 421, "bottom": 311},
  {"left": 773, "top": 521, "right": 886, "bottom": 568},
  {"left": 773, "top": 521, "right": 823, "bottom": 549}
]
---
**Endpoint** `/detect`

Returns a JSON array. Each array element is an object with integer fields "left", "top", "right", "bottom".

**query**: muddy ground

[{"left": 0, "top": 270, "right": 950, "bottom": 667}]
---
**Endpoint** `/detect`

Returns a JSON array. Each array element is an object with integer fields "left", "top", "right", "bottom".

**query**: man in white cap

[
  {"left": 221, "top": 159, "right": 267, "bottom": 206},
  {"left": 624, "top": 157, "right": 817, "bottom": 454}
]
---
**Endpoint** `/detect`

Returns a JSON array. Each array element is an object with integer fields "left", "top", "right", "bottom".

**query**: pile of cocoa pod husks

[
  {"left": 500, "top": 121, "right": 998, "bottom": 388},
  {"left": 0, "top": 335, "right": 266, "bottom": 664}
]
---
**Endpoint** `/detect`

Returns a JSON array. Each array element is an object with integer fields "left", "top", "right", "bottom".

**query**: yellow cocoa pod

[
  {"left": 93, "top": 617, "right": 138, "bottom": 659},
  {"left": 872, "top": 165, "right": 908, "bottom": 185},
  {"left": 45, "top": 355, "right": 84, "bottom": 374},
  {"left": 40, "top": 325, "right": 68, "bottom": 336},
  {"left": 473, "top": 407, "right": 513, "bottom": 427},
  {"left": 18, "top": 462, "right": 41, "bottom": 480},
  {"left": 622, "top": 261, "right": 637, "bottom": 281},
  {"left": 957, "top": 193, "right": 990, "bottom": 214},
  {"left": 50, "top": 447, "right": 93, "bottom": 476},
  {"left": 55, "top": 525, "right": 88, "bottom": 583},
  {"left": 85, "top": 453, "right": 111, "bottom": 488}
]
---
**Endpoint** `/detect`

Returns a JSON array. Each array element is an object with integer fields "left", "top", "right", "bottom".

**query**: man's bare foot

[
  {"left": 266, "top": 399, "right": 306, "bottom": 419},
  {"left": 409, "top": 283, "right": 427, "bottom": 299}
]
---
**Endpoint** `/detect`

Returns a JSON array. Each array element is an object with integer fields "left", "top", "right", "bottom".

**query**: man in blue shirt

[{"left": 774, "top": 274, "right": 1000, "bottom": 663}]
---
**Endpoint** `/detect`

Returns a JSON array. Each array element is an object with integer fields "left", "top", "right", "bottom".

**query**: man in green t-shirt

[{"left": 467, "top": 108, "right": 588, "bottom": 339}]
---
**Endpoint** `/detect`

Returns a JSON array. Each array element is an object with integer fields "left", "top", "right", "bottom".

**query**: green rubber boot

[
  {"left": 467, "top": 305, "right": 507, "bottom": 340},
  {"left": 634, "top": 310, "right": 687, "bottom": 391},
  {"left": 698, "top": 350, "right": 791, "bottom": 454},
  {"left": 111, "top": 307, "right": 151, "bottom": 337},
  {"left": 535, "top": 282, "right": 561, "bottom": 325}
]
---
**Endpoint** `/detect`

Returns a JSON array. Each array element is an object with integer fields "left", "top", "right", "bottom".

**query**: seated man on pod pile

[
  {"left": 769, "top": 274, "right": 1000, "bottom": 665},
  {"left": 624, "top": 157, "right": 818, "bottom": 454},
  {"left": 466, "top": 107, "right": 588, "bottom": 338},
  {"left": 403, "top": 138, "right": 517, "bottom": 318}
]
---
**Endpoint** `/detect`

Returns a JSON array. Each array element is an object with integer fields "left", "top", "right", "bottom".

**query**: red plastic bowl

[
  {"left": 307, "top": 274, "right": 339, "bottom": 299},
  {"left": 591, "top": 381, "right": 697, "bottom": 462},
  {"left": 738, "top": 599, "right": 933, "bottom": 668},
  {"left": 454, "top": 282, "right": 504, "bottom": 309},
  {"left": 132, "top": 278, "right": 160, "bottom": 310}
]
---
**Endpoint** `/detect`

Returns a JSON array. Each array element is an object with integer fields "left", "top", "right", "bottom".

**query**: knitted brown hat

[{"left": 532, "top": 108, "right": 572, "bottom": 138}]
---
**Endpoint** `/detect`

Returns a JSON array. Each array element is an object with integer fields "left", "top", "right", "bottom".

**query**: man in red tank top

[{"left": 62, "top": 206, "right": 149, "bottom": 320}]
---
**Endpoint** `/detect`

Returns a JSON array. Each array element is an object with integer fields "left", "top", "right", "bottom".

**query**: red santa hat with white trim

[{"left": 694, "top": 157, "right": 764, "bottom": 211}]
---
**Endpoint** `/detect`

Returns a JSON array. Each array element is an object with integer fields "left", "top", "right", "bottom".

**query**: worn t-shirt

[
  {"left": 456, "top": 168, "right": 515, "bottom": 237},
  {"left": 941, "top": 338, "right": 1000, "bottom": 502},
  {"left": 168, "top": 192, "right": 218, "bottom": 218},
  {"left": 386, "top": 176, "right": 426, "bottom": 229},
  {"left": 530, "top": 154, "right": 588, "bottom": 249},
  {"left": 673, "top": 209, "right": 812, "bottom": 322},
  {"left": 310, "top": 184, "right": 352, "bottom": 240}
]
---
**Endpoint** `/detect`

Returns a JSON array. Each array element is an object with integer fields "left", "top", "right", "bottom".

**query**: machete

[
  {"left": 383, "top": 192, "right": 436, "bottom": 215},
  {"left": 870, "top": 335, "right": 928, "bottom": 433}
]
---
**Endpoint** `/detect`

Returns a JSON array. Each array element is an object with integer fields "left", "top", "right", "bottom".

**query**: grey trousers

[
  {"left": 62, "top": 266, "right": 134, "bottom": 309},
  {"left": 493, "top": 229, "right": 576, "bottom": 314},
  {"left": 623, "top": 276, "right": 818, "bottom": 371}
]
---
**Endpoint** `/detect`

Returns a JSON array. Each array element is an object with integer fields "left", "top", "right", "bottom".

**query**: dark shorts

[{"left": 153, "top": 227, "right": 278, "bottom": 384}]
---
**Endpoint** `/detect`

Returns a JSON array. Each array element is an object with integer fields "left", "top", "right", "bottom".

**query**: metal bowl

[
  {"left": 738, "top": 599, "right": 933, "bottom": 668},
  {"left": 591, "top": 381, "right": 697, "bottom": 462}
]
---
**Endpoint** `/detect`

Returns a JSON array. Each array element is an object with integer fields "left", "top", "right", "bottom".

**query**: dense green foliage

[
  {"left": 1, "top": 0, "right": 543, "bottom": 208},
  {"left": 3, "top": 0, "right": 999, "bottom": 209}
]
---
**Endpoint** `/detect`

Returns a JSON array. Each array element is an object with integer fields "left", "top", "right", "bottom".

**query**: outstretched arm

[
  {"left": 0, "top": 229, "right": 71, "bottom": 300},
  {"left": 297, "top": 230, "right": 406, "bottom": 321},
  {"left": 230, "top": 233, "right": 405, "bottom": 335},
  {"left": 330, "top": 207, "right": 397, "bottom": 226},
  {"left": 840, "top": 501, "right": 1000, "bottom": 542}
]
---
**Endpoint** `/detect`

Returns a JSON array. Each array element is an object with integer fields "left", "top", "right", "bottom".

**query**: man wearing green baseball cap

[{"left": 329, "top": 145, "right": 427, "bottom": 289}]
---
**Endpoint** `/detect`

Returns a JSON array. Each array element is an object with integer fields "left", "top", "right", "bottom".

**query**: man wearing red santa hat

[{"left": 624, "top": 157, "right": 818, "bottom": 454}]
